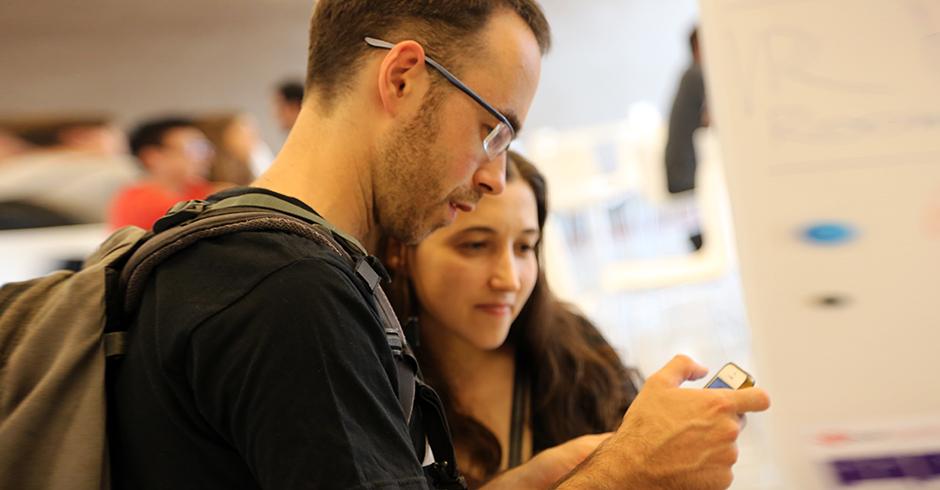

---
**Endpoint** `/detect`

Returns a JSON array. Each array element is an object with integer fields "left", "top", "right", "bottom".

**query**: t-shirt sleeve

[{"left": 185, "top": 257, "right": 428, "bottom": 490}]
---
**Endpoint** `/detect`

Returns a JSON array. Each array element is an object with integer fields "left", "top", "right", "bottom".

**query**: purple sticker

[
  {"left": 832, "top": 453, "right": 940, "bottom": 484},
  {"left": 833, "top": 457, "right": 904, "bottom": 484}
]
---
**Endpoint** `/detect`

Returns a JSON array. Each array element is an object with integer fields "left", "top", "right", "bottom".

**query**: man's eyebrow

[
  {"left": 457, "top": 226, "right": 496, "bottom": 235},
  {"left": 457, "top": 227, "right": 541, "bottom": 237},
  {"left": 501, "top": 110, "right": 522, "bottom": 136}
]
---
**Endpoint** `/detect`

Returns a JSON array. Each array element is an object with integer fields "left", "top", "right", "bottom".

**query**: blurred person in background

[
  {"left": 108, "top": 117, "right": 224, "bottom": 230},
  {"left": 196, "top": 113, "right": 274, "bottom": 185},
  {"left": 272, "top": 79, "right": 304, "bottom": 133},
  {"left": 0, "top": 128, "right": 30, "bottom": 162},
  {"left": 0, "top": 117, "right": 137, "bottom": 229},
  {"left": 382, "top": 151, "right": 639, "bottom": 487},
  {"left": 664, "top": 25, "right": 707, "bottom": 251}
]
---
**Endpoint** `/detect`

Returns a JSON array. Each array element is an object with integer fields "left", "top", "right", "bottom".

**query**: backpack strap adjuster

[
  {"left": 355, "top": 257, "right": 382, "bottom": 291},
  {"left": 103, "top": 331, "right": 127, "bottom": 359},
  {"left": 153, "top": 200, "right": 209, "bottom": 233}
]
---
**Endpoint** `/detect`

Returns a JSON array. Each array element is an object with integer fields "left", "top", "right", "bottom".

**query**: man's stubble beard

[{"left": 373, "top": 91, "right": 452, "bottom": 246}]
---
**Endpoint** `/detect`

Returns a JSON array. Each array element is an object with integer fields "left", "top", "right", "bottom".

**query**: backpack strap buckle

[
  {"left": 153, "top": 200, "right": 209, "bottom": 233},
  {"left": 354, "top": 258, "right": 401, "bottom": 351},
  {"left": 355, "top": 257, "right": 383, "bottom": 291},
  {"left": 424, "top": 460, "right": 467, "bottom": 490}
]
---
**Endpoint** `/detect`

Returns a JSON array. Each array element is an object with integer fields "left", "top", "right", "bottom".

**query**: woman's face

[
  {"left": 222, "top": 115, "right": 259, "bottom": 161},
  {"left": 408, "top": 179, "right": 541, "bottom": 351}
]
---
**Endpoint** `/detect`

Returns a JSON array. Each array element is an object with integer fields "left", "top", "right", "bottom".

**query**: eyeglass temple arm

[{"left": 363, "top": 37, "right": 515, "bottom": 134}]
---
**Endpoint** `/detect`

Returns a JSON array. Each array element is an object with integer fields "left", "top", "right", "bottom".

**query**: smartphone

[{"left": 705, "top": 362, "right": 755, "bottom": 390}]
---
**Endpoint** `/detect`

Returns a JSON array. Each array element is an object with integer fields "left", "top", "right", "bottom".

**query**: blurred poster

[
  {"left": 699, "top": 0, "right": 940, "bottom": 488},
  {"left": 810, "top": 419, "right": 940, "bottom": 489}
]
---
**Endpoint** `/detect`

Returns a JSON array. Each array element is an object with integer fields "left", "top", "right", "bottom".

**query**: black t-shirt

[{"left": 111, "top": 188, "right": 429, "bottom": 489}]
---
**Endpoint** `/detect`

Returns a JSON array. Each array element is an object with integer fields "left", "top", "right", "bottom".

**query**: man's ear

[{"left": 376, "top": 40, "right": 431, "bottom": 117}]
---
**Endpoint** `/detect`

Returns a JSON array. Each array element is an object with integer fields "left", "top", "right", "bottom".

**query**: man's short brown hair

[{"left": 306, "top": 0, "right": 551, "bottom": 112}]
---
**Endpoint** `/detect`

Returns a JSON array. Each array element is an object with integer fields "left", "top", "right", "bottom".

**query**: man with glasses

[{"left": 112, "top": 2, "right": 768, "bottom": 489}]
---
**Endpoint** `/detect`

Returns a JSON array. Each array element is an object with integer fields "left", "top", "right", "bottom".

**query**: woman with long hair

[
  {"left": 382, "top": 151, "right": 640, "bottom": 487},
  {"left": 195, "top": 113, "right": 274, "bottom": 186}
]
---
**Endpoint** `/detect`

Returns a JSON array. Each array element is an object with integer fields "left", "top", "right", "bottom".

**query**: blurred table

[{"left": 0, "top": 223, "right": 109, "bottom": 285}]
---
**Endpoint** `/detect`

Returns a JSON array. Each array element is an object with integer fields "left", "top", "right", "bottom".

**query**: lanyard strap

[{"left": 507, "top": 352, "right": 529, "bottom": 468}]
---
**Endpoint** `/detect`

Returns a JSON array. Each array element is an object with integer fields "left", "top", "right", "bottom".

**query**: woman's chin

[{"left": 466, "top": 330, "right": 512, "bottom": 352}]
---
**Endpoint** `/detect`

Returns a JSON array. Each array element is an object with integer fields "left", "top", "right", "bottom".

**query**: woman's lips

[{"left": 475, "top": 304, "right": 513, "bottom": 316}]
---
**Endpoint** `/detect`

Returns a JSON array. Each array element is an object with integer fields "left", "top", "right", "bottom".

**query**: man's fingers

[
  {"left": 730, "top": 387, "right": 771, "bottom": 413},
  {"left": 651, "top": 354, "right": 709, "bottom": 387},
  {"left": 573, "top": 433, "right": 612, "bottom": 448},
  {"left": 565, "top": 433, "right": 612, "bottom": 457},
  {"left": 573, "top": 433, "right": 613, "bottom": 443}
]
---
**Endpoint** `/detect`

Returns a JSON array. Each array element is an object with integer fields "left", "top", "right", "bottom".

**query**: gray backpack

[{"left": 0, "top": 193, "right": 467, "bottom": 490}]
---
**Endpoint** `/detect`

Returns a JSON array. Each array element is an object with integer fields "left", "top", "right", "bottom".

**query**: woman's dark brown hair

[
  {"left": 383, "top": 151, "right": 638, "bottom": 486},
  {"left": 194, "top": 114, "right": 255, "bottom": 186}
]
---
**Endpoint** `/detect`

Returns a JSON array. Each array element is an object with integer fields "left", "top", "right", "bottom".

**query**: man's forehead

[
  {"left": 162, "top": 127, "right": 205, "bottom": 146},
  {"left": 466, "top": 14, "right": 542, "bottom": 132},
  {"left": 167, "top": 127, "right": 202, "bottom": 139}
]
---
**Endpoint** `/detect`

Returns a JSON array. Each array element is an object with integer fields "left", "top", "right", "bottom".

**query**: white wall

[
  {"left": 0, "top": 0, "right": 310, "bottom": 147},
  {"left": 0, "top": 0, "right": 698, "bottom": 144},
  {"left": 530, "top": 0, "right": 700, "bottom": 130}
]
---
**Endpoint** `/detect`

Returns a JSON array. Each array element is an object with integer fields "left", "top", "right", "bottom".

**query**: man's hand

[
  {"left": 556, "top": 355, "right": 771, "bottom": 490},
  {"left": 482, "top": 434, "right": 610, "bottom": 490}
]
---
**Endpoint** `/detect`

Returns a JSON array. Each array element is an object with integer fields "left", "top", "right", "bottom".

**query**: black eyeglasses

[{"left": 365, "top": 37, "right": 515, "bottom": 159}]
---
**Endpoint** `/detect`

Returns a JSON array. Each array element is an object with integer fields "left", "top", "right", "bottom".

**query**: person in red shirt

[{"left": 109, "top": 118, "right": 221, "bottom": 230}]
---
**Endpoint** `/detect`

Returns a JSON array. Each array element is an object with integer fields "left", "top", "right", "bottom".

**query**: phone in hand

[{"left": 705, "top": 362, "right": 755, "bottom": 390}]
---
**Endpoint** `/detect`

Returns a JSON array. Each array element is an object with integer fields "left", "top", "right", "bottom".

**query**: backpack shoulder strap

[
  {"left": 117, "top": 195, "right": 418, "bottom": 422},
  {"left": 120, "top": 208, "right": 342, "bottom": 314},
  {"left": 157, "top": 193, "right": 368, "bottom": 255}
]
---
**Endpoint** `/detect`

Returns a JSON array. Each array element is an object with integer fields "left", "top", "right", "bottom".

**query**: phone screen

[
  {"left": 705, "top": 362, "right": 754, "bottom": 390},
  {"left": 707, "top": 377, "right": 734, "bottom": 389}
]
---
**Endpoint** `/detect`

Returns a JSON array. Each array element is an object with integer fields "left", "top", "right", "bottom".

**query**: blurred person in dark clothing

[
  {"left": 0, "top": 117, "right": 137, "bottom": 226},
  {"left": 273, "top": 79, "right": 304, "bottom": 133},
  {"left": 664, "top": 26, "right": 707, "bottom": 250}
]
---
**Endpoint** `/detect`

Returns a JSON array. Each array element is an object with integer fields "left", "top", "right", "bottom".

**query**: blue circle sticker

[{"left": 801, "top": 222, "right": 857, "bottom": 245}]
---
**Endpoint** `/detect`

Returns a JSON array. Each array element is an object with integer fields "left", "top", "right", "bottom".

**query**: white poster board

[{"left": 699, "top": 0, "right": 940, "bottom": 488}]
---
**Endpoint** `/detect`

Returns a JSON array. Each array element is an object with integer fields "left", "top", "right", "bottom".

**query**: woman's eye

[
  {"left": 460, "top": 241, "right": 487, "bottom": 251},
  {"left": 517, "top": 243, "right": 536, "bottom": 254}
]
